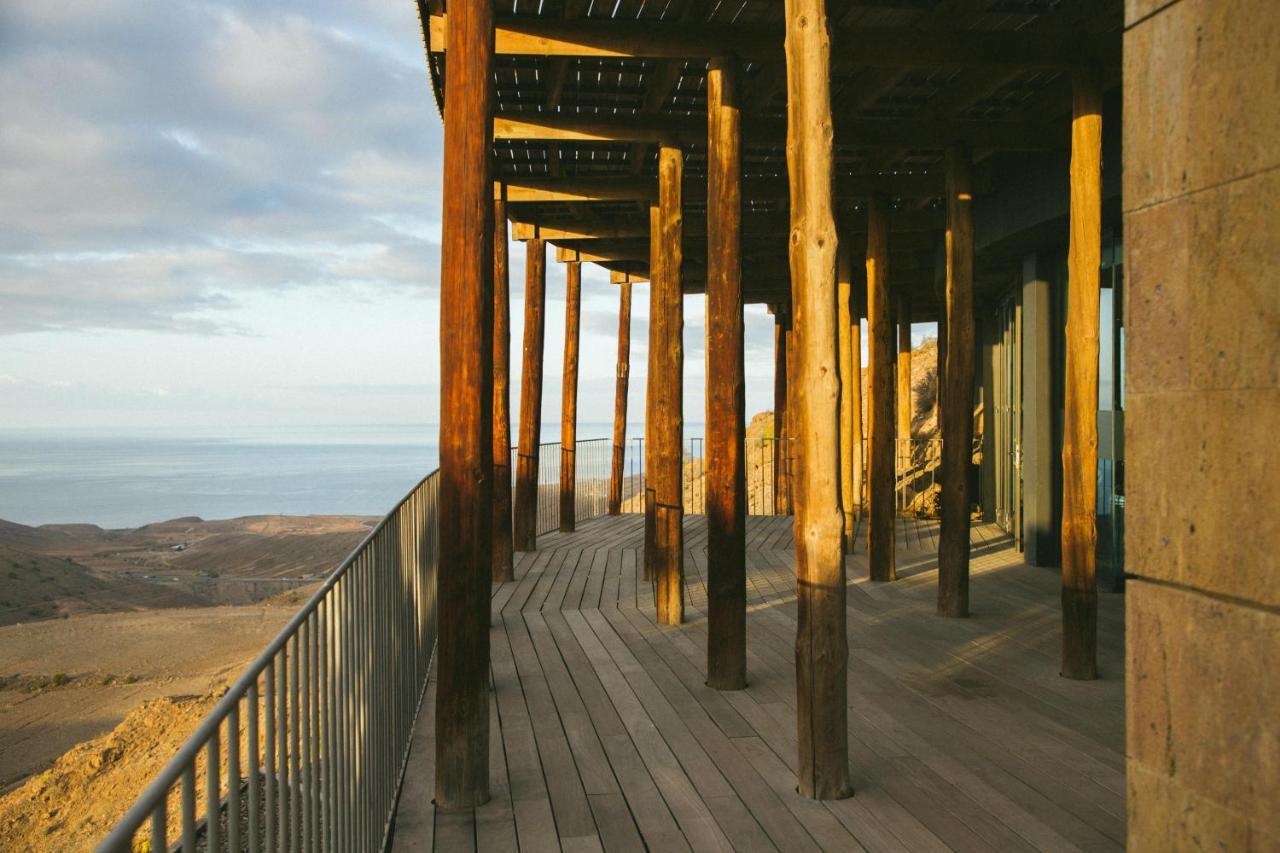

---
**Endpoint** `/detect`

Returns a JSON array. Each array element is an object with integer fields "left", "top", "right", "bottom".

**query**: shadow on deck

[{"left": 391, "top": 513, "right": 1125, "bottom": 852}]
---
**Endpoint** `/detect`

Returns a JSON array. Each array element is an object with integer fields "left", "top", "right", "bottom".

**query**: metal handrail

[
  {"left": 99, "top": 435, "right": 620, "bottom": 852},
  {"left": 99, "top": 469, "right": 442, "bottom": 853}
]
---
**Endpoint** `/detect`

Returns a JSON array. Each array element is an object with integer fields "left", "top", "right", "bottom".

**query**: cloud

[{"left": 0, "top": 0, "right": 443, "bottom": 335}]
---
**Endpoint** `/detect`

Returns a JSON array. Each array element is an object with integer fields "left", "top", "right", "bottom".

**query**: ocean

[{"left": 0, "top": 422, "right": 685, "bottom": 528}]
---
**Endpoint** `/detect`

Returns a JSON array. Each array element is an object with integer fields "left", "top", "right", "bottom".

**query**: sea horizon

[{"left": 0, "top": 421, "right": 707, "bottom": 528}]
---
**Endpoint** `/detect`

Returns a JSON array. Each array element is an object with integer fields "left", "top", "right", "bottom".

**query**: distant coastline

[{"left": 0, "top": 422, "right": 671, "bottom": 528}]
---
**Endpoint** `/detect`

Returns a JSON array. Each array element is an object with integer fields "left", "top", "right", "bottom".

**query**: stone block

[
  {"left": 1129, "top": 763, "right": 1271, "bottom": 851},
  {"left": 1123, "top": 6, "right": 1190, "bottom": 209},
  {"left": 1126, "top": 388, "right": 1280, "bottom": 607},
  {"left": 1186, "top": 168, "right": 1280, "bottom": 393},
  {"left": 1125, "top": 0, "right": 1182, "bottom": 27},
  {"left": 1124, "top": 0, "right": 1280, "bottom": 211},
  {"left": 1124, "top": 195, "right": 1191, "bottom": 396},
  {"left": 1127, "top": 580, "right": 1280, "bottom": 847}
]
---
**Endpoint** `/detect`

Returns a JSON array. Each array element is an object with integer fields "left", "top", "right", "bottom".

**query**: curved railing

[
  {"left": 98, "top": 471, "right": 441, "bottom": 853},
  {"left": 98, "top": 436, "right": 626, "bottom": 852}
]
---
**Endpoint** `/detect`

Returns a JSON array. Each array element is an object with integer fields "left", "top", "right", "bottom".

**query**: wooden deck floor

[{"left": 392, "top": 514, "right": 1126, "bottom": 852}]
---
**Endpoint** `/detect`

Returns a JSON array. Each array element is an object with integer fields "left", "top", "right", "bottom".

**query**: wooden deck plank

[{"left": 392, "top": 512, "right": 1126, "bottom": 851}]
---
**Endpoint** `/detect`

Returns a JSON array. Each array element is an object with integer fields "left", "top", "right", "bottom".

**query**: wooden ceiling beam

[
  {"left": 494, "top": 112, "right": 1064, "bottom": 150},
  {"left": 430, "top": 14, "right": 1119, "bottom": 69},
  {"left": 507, "top": 208, "right": 945, "bottom": 242},
  {"left": 502, "top": 173, "right": 948, "bottom": 204}
]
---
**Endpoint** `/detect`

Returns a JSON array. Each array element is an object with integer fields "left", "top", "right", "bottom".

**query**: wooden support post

[
  {"left": 649, "top": 145, "right": 685, "bottom": 626},
  {"left": 838, "top": 240, "right": 856, "bottom": 552},
  {"left": 644, "top": 205, "right": 658, "bottom": 583},
  {"left": 773, "top": 312, "right": 793, "bottom": 515},
  {"left": 1061, "top": 69, "right": 1102, "bottom": 680},
  {"left": 898, "top": 292, "right": 913, "bottom": 476},
  {"left": 435, "top": 0, "right": 493, "bottom": 810},
  {"left": 493, "top": 187, "right": 514, "bottom": 583},
  {"left": 784, "top": 0, "right": 851, "bottom": 801},
  {"left": 513, "top": 238, "right": 547, "bottom": 552},
  {"left": 608, "top": 281, "right": 632, "bottom": 515},
  {"left": 705, "top": 56, "right": 746, "bottom": 690},
  {"left": 866, "top": 194, "right": 896, "bottom": 582},
  {"left": 851, "top": 287, "right": 864, "bottom": 525},
  {"left": 786, "top": 318, "right": 800, "bottom": 508},
  {"left": 559, "top": 261, "right": 582, "bottom": 532},
  {"left": 938, "top": 145, "right": 975, "bottom": 618}
]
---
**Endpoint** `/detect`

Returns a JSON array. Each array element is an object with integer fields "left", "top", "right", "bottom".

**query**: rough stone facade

[{"left": 1124, "top": 0, "right": 1280, "bottom": 847}]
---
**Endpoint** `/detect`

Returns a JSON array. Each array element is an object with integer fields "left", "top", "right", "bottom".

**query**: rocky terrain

[{"left": 0, "top": 514, "right": 372, "bottom": 850}]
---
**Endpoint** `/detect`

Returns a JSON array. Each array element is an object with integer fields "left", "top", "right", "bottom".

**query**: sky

[{"left": 0, "top": 0, "right": 934, "bottom": 432}]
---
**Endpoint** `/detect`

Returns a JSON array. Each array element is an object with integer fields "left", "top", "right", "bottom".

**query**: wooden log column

[
  {"left": 784, "top": 0, "right": 851, "bottom": 801},
  {"left": 435, "top": 0, "right": 493, "bottom": 810},
  {"left": 649, "top": 145, "right": 684, "bottom": 625},
  {"left": 866, "top": 194, "right": 897, "bottom": 582},
  {"left": 644, "top": 206, "right": 658, "bottom": 583},
  {"left": 513, "top": 238, "right": 547, "bottom": 552},
  {"left": 607, "top": 281, "right": 632, "bottom": 515},
  {"left": 837, "top": 241, "right": 856, "bottom": 552},
  {"left": 898, "top": 292, "right": 913, "bottom": 475},
  {"left": 492, "top": 186, "right": 514, "bottom": 583},
  {"left": 785, "top": 316, "right": 800, "bottom": 507},
  {"left": 705, "top": 55, "right": 746, "bottom": 690},
  {"left": 559, "top": 260, "right": 582, "bottom": 532},
  {"left": 938, "top": 145, "right": 976, "bottom": 618},
  {"left": 851, "top": 284, "right": 864, "bottom": 525},
  {"left": 1061, "top": 69, "right": 1102, "bottom": 680},
  {"left": 773, "top": 311, "right": 793, "bottom": 515}
]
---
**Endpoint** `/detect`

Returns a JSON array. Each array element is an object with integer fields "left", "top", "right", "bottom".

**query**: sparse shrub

[
  {"left": 124, "top": 674, "right": 139, "bottom": 684},
  {"left": 52, "top": 673, "right": 71, "bottom": 687}
]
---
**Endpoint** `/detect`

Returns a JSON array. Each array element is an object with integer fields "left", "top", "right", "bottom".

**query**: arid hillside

[
  {"left": 0, "top": 514, "right": 375, "bottom": 620},
  {"left": 0, "top": 513, "right": 374, "bottom": 850}
]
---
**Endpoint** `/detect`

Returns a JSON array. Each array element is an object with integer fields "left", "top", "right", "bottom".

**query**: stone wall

[{"left": 1123, "top": 0, "right": 1279, "bottom": 848}]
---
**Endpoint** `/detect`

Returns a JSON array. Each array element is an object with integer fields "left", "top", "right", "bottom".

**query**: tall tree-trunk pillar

[
  {"left": 851, "top": 287, "right": 864, "bottom": 527},
  {"left": 513, "top": 238, "right": 547, "bottom": 552},
  {"left": 838, "top": 240, "right": 856, "bottom": 552},
  {"left": 866, "top": 195, "right": 897, "bottom": 582},
  {"left": 938, "top": 145, "right": 975, "bottom": 618},
  {"left": 435, "top": 0, "right": 493, "bottom": 809},
  {"left": 773, "top": 310, "right": 793, "bottom": 515},
  {"left": 898, "top": 293, "right": 913, "bottom": 478},
  {"left": 648, "top": 145, "right": 684, "bottom": 625},
  {"left": 559, "top": 260, "right": 581, "bottom": 532},
  {"left": 784, "top": 0, "right": 851, "bottom": 801},
  {"left": 608, "top": 281, "right": 632, "bottom": 515},
  {"left": 705, "top": 56, "right": 746, "bottom": 690},
  {"left": 492, "top": 186, "right": 514, "bottom": 583},
  {"left": 1062, "top": 69, "right": 1102, "bottom": 680}
]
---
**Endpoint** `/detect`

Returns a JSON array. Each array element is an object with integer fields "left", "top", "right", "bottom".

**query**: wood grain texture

[
  {"left": 851, "top": 283, "right": 864, "bottom": 526},
  {"left": 784, "top": 0, "right": 851, "bottom": 801},
  {"left": 1061, "top": 69, "right": 1101, "bottom": 680},
  {"left": 608, "top": 282, "right": 632, "bottom": 516},
  {"left": 435, "top": 0, "right": 493, "bottom": 810},
  {"left": 394, "top": 513, "right": 1128, "bottom": 852},
  {"left": 866, "top": 194, "right": 897, "bottom": 583},
  {"left": 560, "top": 261, "right": 581, "bottom": 533},
  {"left": 705, "top": 57, "right": 747, "bottom": 690},
  {"left": 514, "top": 238, "right": 547, "bottom": 553},
  {"left": 493, "top": 189, "right": 514, "bottom": 584},
  {"left": 650, "top": 146, "right": 684, "bottom": 626},
  {"left": 773, "top": 313, "right": 793, "bottom": 516},
  {"left": 938, "top": 144, "right": 975, "bottom": 619},
  {"left": 898, "top": 292, "right": 913, "bottom": 469},
  {"left": 838, "top": 240, "right": 856, "bottom": 553},
  {"left": 644, "top": 205, "right": 658, "bottom": 585}
]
